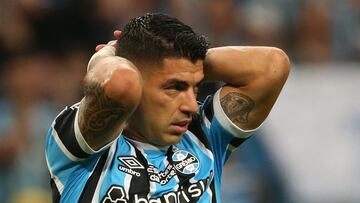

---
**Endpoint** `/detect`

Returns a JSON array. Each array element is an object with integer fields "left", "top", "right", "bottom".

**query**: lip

[
  {"left": 171, "top": 123, "right": 189, "bottom": 134},
  {"left": 171, "top": 120, "right": 191, "bottom": 134}
]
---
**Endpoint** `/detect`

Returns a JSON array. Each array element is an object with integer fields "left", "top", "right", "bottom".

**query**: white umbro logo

[{"left": 118, "top": 156, "right": 144, "bottom": 169}]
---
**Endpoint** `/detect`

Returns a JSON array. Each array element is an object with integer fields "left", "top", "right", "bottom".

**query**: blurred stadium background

[{"left": 0, "top": 0, "right": 359, "bottom": 202}]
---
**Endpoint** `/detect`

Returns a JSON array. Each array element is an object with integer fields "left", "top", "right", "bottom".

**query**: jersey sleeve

[
  {"left": 45, "top": 102, "right": 114, "bottom": 195},
  {"left": 199, "top": 88, "right": 261, "bottom": 165}
]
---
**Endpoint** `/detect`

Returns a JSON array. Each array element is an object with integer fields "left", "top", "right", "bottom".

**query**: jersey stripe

[
  {"left": 51, "top": 123, "right": 83, "bottom": 162},
  {"left": 54, "top": 107, "right": 89, "bottom": 159},
  {"left": 45, "top": 148, "right": 65, "bottom": 194},
  {"left": 50, "top": 178, "right": 60, "bottom": 203},
  {"left": 128, "top": 143, "right": 150, "bottom": 201},
  {"left": 229, "top": 137, "right": 247, "bottom": 149},
  {"left": 186, "top": 131, "right": 214, "bottom": 161},
  {"left": 189, "top": 114, "right": 212, "bottom": 151},
  {"left": 203, "top": 95, "right": 214, "bottom": 120},
  {"left": 78, "top": 149, "right": 109, "bottom": 202},
  {"left": 123, "top": 143, "right": 136, "bottom": 199},
  {"left": 210, "top": 180, "right": 217, "bottom": 203},
  {"left": 92, "top": 143, "right": 117, "bottom": 203}
]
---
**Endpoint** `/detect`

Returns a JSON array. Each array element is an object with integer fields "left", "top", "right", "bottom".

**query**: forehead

[{"left": 148, "top": 58, "right": 204, "bottom": 83}]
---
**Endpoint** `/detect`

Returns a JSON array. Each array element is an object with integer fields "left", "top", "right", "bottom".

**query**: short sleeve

[
  {"left": 199, "top": 88, "right": 261, "bottom": 165},
  {"left": 45, "top": 102, "right": 113, "bottom": 195}
]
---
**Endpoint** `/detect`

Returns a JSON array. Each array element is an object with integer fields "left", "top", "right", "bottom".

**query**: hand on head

[
  {"left": 87, "top": 30, "right": 122, "bottom": 72},
  {"left": 95, "top": 30, "right": 122, "bottom": 52}
]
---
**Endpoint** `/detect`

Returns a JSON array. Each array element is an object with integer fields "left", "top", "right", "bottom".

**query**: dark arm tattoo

[
  {"left": 79, "top": 80, "right": 126, "bottom": 146},
  {"left": 220, "top": 92, "right": 255, "bottom": 126}
]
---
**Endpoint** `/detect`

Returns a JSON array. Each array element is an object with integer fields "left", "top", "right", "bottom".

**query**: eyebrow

[
  {"left": 161, "top": 79, "right": 188, "bottom": 88},
  {"left": 161, "top": 79, "right": 202, "bottom": 88}
]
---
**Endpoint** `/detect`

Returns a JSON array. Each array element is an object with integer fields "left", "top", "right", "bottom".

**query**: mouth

[{"left": 171, "top": 119, "right": 191, "bottom": 134}]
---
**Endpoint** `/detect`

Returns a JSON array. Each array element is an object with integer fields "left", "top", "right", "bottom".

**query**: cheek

[
  {"left": 153, "top": 98, "right": 178, "bottom": 119},
  {"left": 140, "top": 93, "right": 168, "bottom": 120},
  {"left": 147, "top": 98, "right": 180, "bottom": 128},
  {"left": 141, "top": 86, "right": 181, "bottom": 121}
]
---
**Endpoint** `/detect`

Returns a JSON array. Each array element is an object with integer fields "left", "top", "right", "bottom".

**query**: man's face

[{"left": 127, "top": 58, "right": 204, "bottom": 146}]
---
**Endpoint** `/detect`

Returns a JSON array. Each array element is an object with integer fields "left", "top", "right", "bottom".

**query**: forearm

[
  {"left": 204, "top": 46, "right": 290, "bottom": 130},
  {"left": 204, "top": 46, "right": 290, "bottom": 87},
  {"left": 79, "top": 55, "right": 142, "bottom": 150}
]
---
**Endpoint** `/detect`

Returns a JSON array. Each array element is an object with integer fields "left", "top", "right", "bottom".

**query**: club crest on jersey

[{"left": 172, "top": 150, "right": 200, "bottom": 175}]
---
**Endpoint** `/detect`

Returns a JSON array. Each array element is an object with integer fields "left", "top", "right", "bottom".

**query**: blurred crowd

[{"left": 0, "top": 0, "right": 359, "bottom": 202}]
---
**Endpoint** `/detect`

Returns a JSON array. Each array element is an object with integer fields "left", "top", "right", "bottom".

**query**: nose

[{"left": 179, "top": 89, "right": 199, "bottom": 115}]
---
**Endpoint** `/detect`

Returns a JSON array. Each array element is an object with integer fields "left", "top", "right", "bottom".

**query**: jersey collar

[{"left": 124, "top": 136, "right": 170, "bottom": 152}]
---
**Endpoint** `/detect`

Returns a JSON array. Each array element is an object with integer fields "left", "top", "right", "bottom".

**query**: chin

[{"left": 162, "top": 133, "right": 184, "bottom": 145}]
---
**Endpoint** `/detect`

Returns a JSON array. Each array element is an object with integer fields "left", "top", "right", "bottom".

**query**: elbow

[
  {"left": 102, "top": 68, "right": 142, "bottom": 108},
  {"left": 268, "top": 48, "right": 291, "bottom": 83}
]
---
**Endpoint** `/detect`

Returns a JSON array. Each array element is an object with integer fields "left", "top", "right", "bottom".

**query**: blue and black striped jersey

[{"left": 45, "top": 89, "right": 256, "bottom": 203}]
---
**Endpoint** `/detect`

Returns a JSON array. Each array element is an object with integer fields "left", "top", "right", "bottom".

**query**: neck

[
  {"left": 123, "top": 129, "right": 170, "bottom": 151},
  {"left": 123, "top": 128, "right": 147, "bottom": 142}
]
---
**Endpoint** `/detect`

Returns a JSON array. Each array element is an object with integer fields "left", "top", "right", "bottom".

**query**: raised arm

[
  {"left": 204, "top": 46, "right": 290, "bottom": 130},
  {"left": 78, "top": 46, "right": 142, "bottom": 150}
]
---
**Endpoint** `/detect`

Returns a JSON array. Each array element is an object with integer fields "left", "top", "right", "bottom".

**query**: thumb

[
  {"left": 114, "top": 30, "right": 122, "bottom": 40},
  {"left": 95, "top": 44, "right": 106, "bottom": 52}
]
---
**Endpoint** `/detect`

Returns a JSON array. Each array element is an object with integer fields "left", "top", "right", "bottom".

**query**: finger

[
  {"left": 95, "top": 30, "right": 120, "bottom": 52},
  {"left": 114, "top": 30, "right": 122, "bottom": 40},
  {"left": 95, "top": 44, "right": 106, "bottom": 52},
  {"left": 107, "top": 40, "right": 117, "bottom": 46}
]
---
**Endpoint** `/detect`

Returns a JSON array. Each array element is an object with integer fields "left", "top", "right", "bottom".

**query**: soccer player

[{"left": 45, "top": 13, "right": 290, "bottom": 203}]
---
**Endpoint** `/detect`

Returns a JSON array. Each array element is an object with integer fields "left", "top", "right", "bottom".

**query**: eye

[
  {"left": 166, "top": 83, "right": 187, "bottom": 91},
  {"left": 163, "top": 84, "right": 182, "bottom": 97}
]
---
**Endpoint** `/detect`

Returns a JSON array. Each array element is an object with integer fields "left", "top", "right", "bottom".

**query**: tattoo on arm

[
  {"left": 79, "top": 80, "right": 126, "bottom": 145},
  {"left": 220, "top": 92, "right": 255, "bottom": 126}
]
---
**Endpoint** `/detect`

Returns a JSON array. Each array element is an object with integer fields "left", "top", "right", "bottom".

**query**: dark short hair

[{"left": 116, "top": 13, "right": 209, "bottom": 66}]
